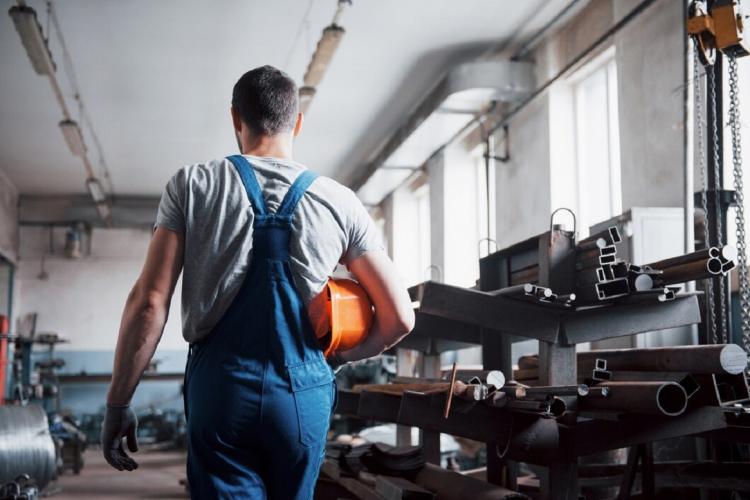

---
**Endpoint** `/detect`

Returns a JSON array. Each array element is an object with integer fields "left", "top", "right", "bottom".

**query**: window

[
  {"left": 552, "top": 48, "right": 622, "bottom": 236},
  {"left": 474, "top": 143, "right": 497, "bottom": 260},
  {"left": 414, "top": 183, "right": 431, "bottom": 282},
  {"left": 385, "top": 175, "right": 431, "bottom": 287}
]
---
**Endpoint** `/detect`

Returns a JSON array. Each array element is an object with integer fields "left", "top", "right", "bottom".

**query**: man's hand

[
  {"left": 101, "top": 405, "right": 139, "bottom": 471},
  {"left": 103, "top": 227, "right": 183, "bottom": 471}
]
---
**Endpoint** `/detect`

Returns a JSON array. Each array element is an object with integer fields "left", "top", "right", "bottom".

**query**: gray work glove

[{"left": 101, "top": 404, "right": 139, "bottom": 471}]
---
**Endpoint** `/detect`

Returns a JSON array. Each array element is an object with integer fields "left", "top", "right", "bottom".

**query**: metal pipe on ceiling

[
  {"left": 510, "top": 0, "right": 586, "bottom": 61},
  {"left": 370, "top": 0, "right": 663, "bottom": 202},
  {"left": 486, "top": 0, "right": 662, "bottom": 137}
]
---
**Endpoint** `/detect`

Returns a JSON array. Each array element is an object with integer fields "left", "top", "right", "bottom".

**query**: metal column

[{"left": 419, "top": 352, "right": 442, "bottom": 464}]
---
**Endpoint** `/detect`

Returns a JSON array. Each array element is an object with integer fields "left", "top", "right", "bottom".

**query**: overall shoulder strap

[
  {"left": 276, "top": 170, "right": 319, "bottom": 218},
  {"left": 227, "top": 155, "right": 267, "bottom": 215}
]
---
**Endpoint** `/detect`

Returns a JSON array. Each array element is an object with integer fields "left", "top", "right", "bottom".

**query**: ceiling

[{"left": 1, "top": 0, "right": 565, "bottom": 197}]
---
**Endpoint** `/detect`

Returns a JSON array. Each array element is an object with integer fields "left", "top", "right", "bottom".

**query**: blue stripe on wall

[{"left": 27, "top": 349, "right": 187, "bottom": 417}]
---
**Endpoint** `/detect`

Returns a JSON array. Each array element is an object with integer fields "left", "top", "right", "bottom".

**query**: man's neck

[{"left": 242, "top": 135, "right": 293, "bottom": 160}]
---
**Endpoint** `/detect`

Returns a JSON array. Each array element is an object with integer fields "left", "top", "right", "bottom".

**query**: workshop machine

[{"left": 0, "top": 315, "right": 87, "bottom": 498}]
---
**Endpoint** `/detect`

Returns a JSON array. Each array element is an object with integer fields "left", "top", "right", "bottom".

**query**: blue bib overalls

[{"left": 184, "top": 155, "right": 336, "bottom": 499}]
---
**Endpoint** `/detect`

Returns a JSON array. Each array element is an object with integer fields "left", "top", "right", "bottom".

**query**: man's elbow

[
  {"left": 397, "top": 308, "right": 415, "bottom": 336},
  {"left": 128, "top": 286, "right": 169, "bottom": 320},
  {"left": 383, "top": 308, "right": 415, "bottom": 343}
]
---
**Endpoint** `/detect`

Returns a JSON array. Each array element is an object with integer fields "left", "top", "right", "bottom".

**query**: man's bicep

[{"left": 139, "top": 227, "right": 184, "bottom": 299}]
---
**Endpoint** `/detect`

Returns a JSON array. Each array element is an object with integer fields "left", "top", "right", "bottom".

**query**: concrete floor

[{"left": 49, "top": 448, "right": 188, "bottom": 499}]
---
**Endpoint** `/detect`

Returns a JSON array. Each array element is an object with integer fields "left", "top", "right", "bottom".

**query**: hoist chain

[
  {"left": 708, "top": 63, "right": 728, "bottom": 342},
  {"left": 694, "top": 44, "right": 719, "bottom": 344},
  {"left": 727, "top": 55, "right": 750, "bottom": 354}
]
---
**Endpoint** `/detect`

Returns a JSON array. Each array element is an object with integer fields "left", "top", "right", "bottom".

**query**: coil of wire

[{"left": 0, "top": 405, "right": 57, "bottom": 491}]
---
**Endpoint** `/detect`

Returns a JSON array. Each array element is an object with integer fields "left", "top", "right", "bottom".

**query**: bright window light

[{"left": 570, "top": 50, "right": 622, "bottom": 235}]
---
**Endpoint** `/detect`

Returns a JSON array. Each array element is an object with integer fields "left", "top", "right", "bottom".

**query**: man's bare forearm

[
  {"left": 107, "top": 287, "right": 169, "bottom": 406},
  {"left": 338, "top": 316, "right": 411, "bottom": 363}
]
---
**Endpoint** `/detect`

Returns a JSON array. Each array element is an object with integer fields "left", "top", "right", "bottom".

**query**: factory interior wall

[
  {"left": 480, "top": 0, "right": 686, "bottom": 363},
  {"left": 15, "top": 226, "right": 186, "bottom": 416},
  {"left": 494, "top": 0, "right": 685, "bottom": 246},
  {"left": 493, "top": 94, "right": 553, "bottom": 250},
  {"left": 0, "top": 169, "right": 19, "bottom": 263},
  {"left": 613, "top": 0, "right": 686, "bottom": 210}
]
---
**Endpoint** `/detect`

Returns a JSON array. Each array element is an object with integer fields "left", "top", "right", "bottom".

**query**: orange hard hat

[{"left": 312, "top": 278, "right": 373, "bottom": 357}]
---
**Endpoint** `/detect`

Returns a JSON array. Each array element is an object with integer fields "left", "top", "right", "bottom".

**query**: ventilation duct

[{"left": 354, "top": 59, "right": 534, "bottom": 205}]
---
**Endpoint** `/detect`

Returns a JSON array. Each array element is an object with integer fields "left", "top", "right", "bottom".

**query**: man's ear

[
  {"left": 293, "top": 112, "right": 304, "bottom": 137},
  {"left": 231, "top": 107, "right": 242, "bottom": 133}
]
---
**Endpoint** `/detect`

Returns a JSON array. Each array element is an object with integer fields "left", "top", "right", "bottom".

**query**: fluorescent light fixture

[
  {"left": 59, "top": 120, "right": 87, "bottom": 156},
  {"left": 356, "top": 167, "right": 417, "bottom": 206},
  {"left": 86, "top": 178, "right": 107, "bottom": 204},
  {"left": 303, "top": 25, "right": 345, "bottom": 88},
  {"left": 298, "top": 86, "right": 316, "bottom": 114},
  {"left": 299, "top": 22, "right": 345, "bottom": 113},
  {"left": 94, "top": 201, "right": 112, "bottom": 226},
  {"left": 8, "top": 6, "right": 56, "bottom": 76},
  {"left": 86, "top": 177, "right": 112, "bottom": 225}
]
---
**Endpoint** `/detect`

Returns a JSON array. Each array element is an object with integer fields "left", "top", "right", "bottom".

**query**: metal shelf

[
  {"left": 405, "top": 281, "right": 701, "bottom": 347},
  {"left": 335, "top": 389, "right": 745, "bottom": 463}
]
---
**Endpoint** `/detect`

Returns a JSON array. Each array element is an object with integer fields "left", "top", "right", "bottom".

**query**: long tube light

[
  {"left": 59, "top": 120, "right": 87, "bottom": 157},
  {"left": 85, "top": 178, "right": 106, "bottom": 204},
  {"left": 86, "top": 177, "right": 112, "bottom": 223},
  {"left": 8, "top": 5, "right": 56, "bottom": 76},
  {"left": 9, "top": 2, "right": 113, "bottom": 227},
  {"left": 303, "top": 25, "right": 345, "bottom": 88},
  {"left": 298, "top": 0, "right": 350, "bottom": 114}
]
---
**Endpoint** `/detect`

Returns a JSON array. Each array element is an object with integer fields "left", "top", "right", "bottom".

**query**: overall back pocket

[{"left": 287, "top": 359, "right": 335, "bottom": 447}]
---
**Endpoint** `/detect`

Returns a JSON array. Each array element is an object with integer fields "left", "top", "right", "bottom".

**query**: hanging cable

[
  {"left": 47, "top": 1, "right": 115, "bottom": 195},
  {"left": 707, "top": 62, "right": 728, "bottom": 342},
  {"left": 693, "top": 43, "right": 719, "bottom": 344},
  {"left": 282, "top": 0, "right": 316, "bottom": 72},
  {"left": 727, "top": 55, "right": 750, "bottom": 354}
]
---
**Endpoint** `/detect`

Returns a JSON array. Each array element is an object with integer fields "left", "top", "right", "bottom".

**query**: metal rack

[{"left": 340, "top": 223, "right": 750, "bottom": 499}]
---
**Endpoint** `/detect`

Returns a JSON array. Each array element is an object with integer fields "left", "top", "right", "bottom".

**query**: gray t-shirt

[{"left": 156, "top": 155, "right": 384, "bottom": 343}]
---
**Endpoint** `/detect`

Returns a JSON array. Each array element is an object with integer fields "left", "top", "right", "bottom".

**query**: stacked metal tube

[
  {"left": 573, "top": 225, "right": 736, "bottom": 304},
  {"left": 647, "top": 246, "right": 736, "bottom": 286},
  {"left": 513, "top": 344, "right": 749, "bottom": 417}
]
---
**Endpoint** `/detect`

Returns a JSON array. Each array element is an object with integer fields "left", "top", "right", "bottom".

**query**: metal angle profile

[
  {"left": 595, "top": 278, "right": 630, "bottom": 300},
  {"left": 599, "top": 254, "right": 618, "bottom": 265},
  {"left": 600, "top": 245, "right": 617, "bottom": 257},
  {"left": 608, "top": 226, "right": 623, "bottom": 244}
]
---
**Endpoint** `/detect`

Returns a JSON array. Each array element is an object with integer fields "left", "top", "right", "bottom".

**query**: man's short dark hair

[{"left": 232, "top": 65, "right": 298, "bottom": 136}]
